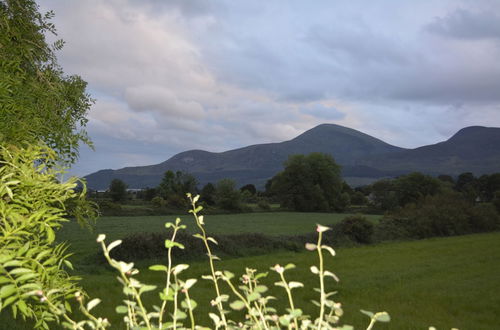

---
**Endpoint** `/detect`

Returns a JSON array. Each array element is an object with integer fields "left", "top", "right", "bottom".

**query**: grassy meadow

[
  {"left": 74, "top": 232, "right": 500, "bottom": 329},
  {"left": 58, "top": 212, "right": 381, "bottom": 263},
  {"left": 5, "top": 211, "right": 499, "bottom": 329}
]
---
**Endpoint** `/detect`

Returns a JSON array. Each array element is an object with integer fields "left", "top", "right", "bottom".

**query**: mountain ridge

[{"left": 84, "top": 124, "right": 500, "bottom": 190}]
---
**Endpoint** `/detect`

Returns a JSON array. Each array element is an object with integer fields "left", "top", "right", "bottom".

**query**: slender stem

[
  {"left": 317, "top": 231, "right": 326, "bottom": 329},
  {"left": 184, "top": 288, "right": 196, "bottom": 330},
  {"left": 100, "top": 241, "right": 151, "bottom": 329},
  {"left": 366, "top": 317, "right": 377, "bottom": 330},
  {"left": 172, "top": 274, "right": 179, "bottom": 330},
  {"left": 279, "top": 272, "right": 299, "bottom": 330},
  {"left": 158, "top": 225, "right": 179, "bottom": 328},
  {"left": 189, "top": 196, "right": 228, "bottom": 327},
  {"left": 223, "top": 277, "right": 262, "bottom": 328}
]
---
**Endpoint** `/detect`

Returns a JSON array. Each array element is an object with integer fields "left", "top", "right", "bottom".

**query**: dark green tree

[
  {"left": 394, "top": 172, "right": 442, "bottom": 207},
  {"left": 370, "top": 179, "right": 399, "bottom": 211},
  {"left": 0, "top": 0, "right": 96, "bottom": 326},
  {"left": 201, "top": 182, "right": 216, "bottom": 205},
  {"left": 240, "top": 184, "right": 257, "bottom": 195},
  {"left": 158, "top": 170, "right": 197, "bottom": 199},
  {"left": 109, "top": 178, "right": 128, "bottom": 202},
  {"left": 271, "top": 153, "right": 343, "bottom": 212},
  {"left": 0, "top": 0, "right": 93, "bottom": 164},
  {"left": 215, "top": 178, "right": 242, "bottom": 211}
]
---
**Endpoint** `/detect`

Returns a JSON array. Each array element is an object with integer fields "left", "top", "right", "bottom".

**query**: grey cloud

[
  {"left": 125, "top": 86, "right": 205, "bottom": 119},
  {"left": 300, "top": 104, "right": 345, "bottom": 120},
  {"left": 426, "top": 8, "right": 500, "bottom": 40}
]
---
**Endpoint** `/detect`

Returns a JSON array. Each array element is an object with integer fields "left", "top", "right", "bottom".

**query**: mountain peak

[{"left": 448, "top": 126, "right": 500, "bottom": 143}]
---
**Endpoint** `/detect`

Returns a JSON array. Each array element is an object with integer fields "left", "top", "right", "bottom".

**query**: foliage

[
  {"left": 214, "top": 178, "right": 242, "bottom": 211},
  {"left": 271, "top": 153, "right": 344, "bottom": 212},
  {"left": 369, "top": 172, "right": 442, "bottom": 211},
  {"left": 200, "top": 182, "right": 216, "bottom": 206},
  {"left": 151, "top": 196, "right": 166, "bottom": 208},
  {"left": 240, "top": 183, "right": 257, "bottom": 196},
  {"left": 157, "top": 171, "right": 197, "bottom": 202},
  {"left": 0, "top": 0, "right": 93, "bottom": 164},
  {"left": 74, "top": 195, "right": 391, "bottom": 329},
  {"left": 0, "top": 145, "right": 97, "bottom": 328},
  {"left": 108, "top": 179, "right": 127, "bottom": 202},
  {"left": 335, "top": 215, "right": 374, "bottom": 244},
  {"left": 350, "top": 191, "right": 367, "bottom": 205},
  {"left": 257, "top": 198, "right": 272, "bottom": 211},
  {"left": 377, "top": 192, "right": 500, "bottom": 240}
]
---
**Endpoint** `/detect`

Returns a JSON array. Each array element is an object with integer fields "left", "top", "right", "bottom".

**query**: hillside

[
  {"left": 84, "top": 124, "right": 500, "bottom": 190},
  {"left": 85, "top": 124, "right": 404, "bottom": 190},
  {"left": 360, "top": 126, "right": 500, "bottom": 175}
]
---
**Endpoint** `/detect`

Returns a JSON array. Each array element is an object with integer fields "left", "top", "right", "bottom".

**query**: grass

[
  {"left": 58, "top": 212, "right": 380, "bottom": 263},
  {"left": 76, "top": 232, "right": 500, "bottom": 329}
]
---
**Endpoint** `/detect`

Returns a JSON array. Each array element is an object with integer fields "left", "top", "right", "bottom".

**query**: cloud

[
  {"left": 125, "top": 86, "right": 205, "bottom": 119},
  {"left": 36, "top": 0, "right": 500, "bottom": 177},
  {"left": 300, "top": 104, "right": 346, "bottom": 120},
  {"left": 426, "top": 8, "right": 500, "bottom": 40}
]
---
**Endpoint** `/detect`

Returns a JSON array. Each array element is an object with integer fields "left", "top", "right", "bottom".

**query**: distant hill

[
  {"left": 84, "top": 124, "right": 404, "bottom": 190},
  {"left": 84, "top": 124, "right": 500, "bottom": 190},
  {"left": 359, "top": 126, "right": 500, "bottom": 175}
]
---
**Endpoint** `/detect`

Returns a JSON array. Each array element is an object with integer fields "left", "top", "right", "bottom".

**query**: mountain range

[{"left": 84, "top": 124, "right": 500, "bottom": 190}]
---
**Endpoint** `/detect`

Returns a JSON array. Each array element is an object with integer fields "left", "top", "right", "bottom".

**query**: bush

[
  {"left": 98, "top": 200, "right": 123, "bottom": 211},
  {"left": 467, "top": 203, "right": 500, "bottom": 232},
  {"left": 257, "top": 198, "right": 272, "bottom": 211},
  {"left": 335, "top": 215, "right": 374, "bottom": 244},
  {"left": 376, "top": 192, "right": 500, "bottom": 241}
]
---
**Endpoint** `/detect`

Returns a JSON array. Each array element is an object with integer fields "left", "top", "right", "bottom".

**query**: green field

[
  {"left": 64, "top": 232, "right": 500, "bottom": 330},
  {"left": 59, "top": 212, "right": 380, "bottom": 263},
  {"left": 6, "top": 212, "right": 499, "bottom": 329}
]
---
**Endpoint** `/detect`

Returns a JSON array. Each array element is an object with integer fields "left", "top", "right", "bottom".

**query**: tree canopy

[
  {"left": 109, "top": 178, "right": 128, "bottom": 202},
  {"left": 0, "top": 0, "right": 93, "bottom": 163},
  {"left": 271, "top": 153, "right": 343, "bottom": 212}
]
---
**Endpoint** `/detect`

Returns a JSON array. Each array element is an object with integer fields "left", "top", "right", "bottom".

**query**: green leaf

[
  {"left": 86, "top": 298, "right": 101, "bottom": 311},
  {"left": 247, "top": 292, "right": 261, "bottom": 302},
  {"left": 229, "top": 300, "right": 245, "bottom": 310},
  {"left": 0, "top": 284, "right": 16, "bottom": 298},
  {"left": 254, "top": 285, "right": 268, "bottom": 293},
  {"left": 374, "top": 312, "right": 391, "bottom": 322},
  {"left": 149, "top": 265, "right": 168, "bottom": 272},
  {"left": 107, "top": 240, "right": 122, "bottom": 252},
  {"left": 116, "top": 305, "right": 128, "bottom": 314},
  {"left": 63, "top": 260, "right": 73, "bottom": 270},
  {"left": 139, "top": 285, "right": 157, "bottom": 294},
  {"left": 288, "top": 281, "right": 304, "bottom": 289},
  {"left": 360, "top": 309, "right": 374, "bottom": 318},
  {"left": 17, "top": 300, "right": 28, "bottom": 316}
]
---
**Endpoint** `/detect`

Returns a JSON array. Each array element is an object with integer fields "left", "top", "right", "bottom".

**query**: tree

[
  {"left": 201, "top": 182, "right": 216, "bottom": 205},
  {"left": 0, "top": 0, "right": 93, "bottom": 164},
  {"left": 158, "top": 170, "right": 197, "bottom": 200},
  {"left": 394, "top": 172, "right": 442, "bottom": 207},
  {"left": 370, "top": 179, "right": 399, "bottom": 210},
  {"left": 240, "top": 184, "right": 257, "bottom": 196},
  {"left": 0, "top": 1, "right": 96, "bottom": 325},
  {"left": 271, "top": 153, "right": 343, "bottom": 212},
  {"left": 109, "top": 178, "right": 128, "bottom": 202},
  {"left": 215, "top": 178, "right": 242, "bottom": 211}
]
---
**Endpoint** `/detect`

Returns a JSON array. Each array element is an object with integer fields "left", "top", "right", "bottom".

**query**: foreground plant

[
  {"left": 82, "top": 194, "right": 390, "bottom": 329},
  {"left": 0, "top": 145, "right": 97, "bottom": 329}
]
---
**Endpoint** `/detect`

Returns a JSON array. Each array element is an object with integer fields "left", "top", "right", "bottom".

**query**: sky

[{"left": 38, "top": 0, "right": 500, "bottom": 177}]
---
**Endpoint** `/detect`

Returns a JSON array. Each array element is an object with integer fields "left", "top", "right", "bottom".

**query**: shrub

[
  {"left": 98, "top": 200, "right": 123, "bottom": 211},
  {"left": 335, "top": 215, "right": 374, "bottom": 244},
  {"left": 257, "top": 198, "right": 272, "bottom": 211},
  {"left": 376, "top": 192, "right": 500, "bottom": 241},
  {"left": 467, "top": 203, "right": 500, "bottom": 232}
]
